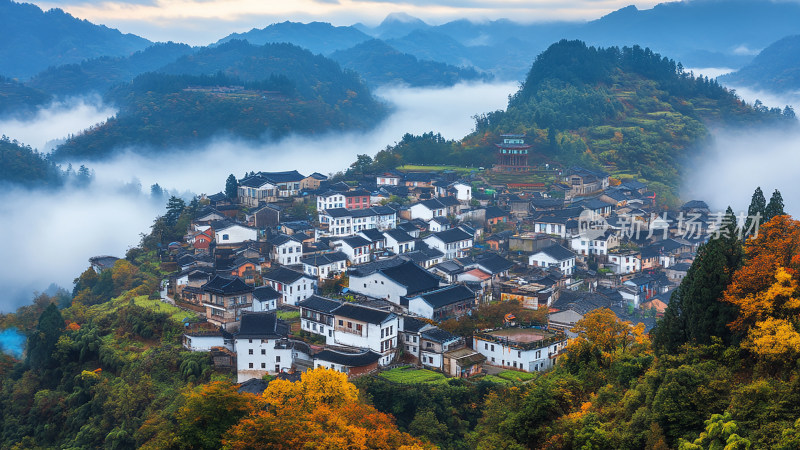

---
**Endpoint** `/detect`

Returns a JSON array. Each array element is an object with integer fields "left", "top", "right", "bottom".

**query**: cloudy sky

[{"left": 30, "top": 0, "right": 668, "bottom": 45}]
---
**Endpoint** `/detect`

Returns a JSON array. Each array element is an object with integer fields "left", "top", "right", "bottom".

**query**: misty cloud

[
  {"left": 685, "top": 85, "right": 800, "bottom": 219},
  {"left": 0, "top": 81, "right": 515, "bottom": 312},
  {"left": 0, "top": 96, "right": 116, "bottom": 152}
]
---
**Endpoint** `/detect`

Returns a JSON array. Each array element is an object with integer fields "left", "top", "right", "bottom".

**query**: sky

[{"left": 30, "top": 0, "right": 668, "bottom": 45}]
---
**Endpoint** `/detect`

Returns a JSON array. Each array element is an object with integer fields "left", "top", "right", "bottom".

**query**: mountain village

[{"left": 91, "top": 134, "right": 724, "bottom": 390}]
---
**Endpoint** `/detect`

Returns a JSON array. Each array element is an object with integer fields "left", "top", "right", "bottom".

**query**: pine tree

[
  {"left": 764, "top": 189, "right": 785, "bottom": 222},
  {"left": 745, "top": 187, "right": 766, "bottom": 238},
  {"left": 653, "top": 208, "right": 742, "bottom": 353},
  {"left": 225, "top": 174, "right": 238, "bottom": 200},
  {"left": 26, "top": 303, "right": 64, "bottom": 370}
]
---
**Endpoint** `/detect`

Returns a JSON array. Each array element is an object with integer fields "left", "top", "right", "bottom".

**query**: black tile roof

[
  {"left": 421, "top": 327, "right": 460, "bottom": 343},
  {"left": 298, "top": 295, "right": 343, "bottom": 313},
  {"left": 236, "top": 312, "right": 289, "bottom": 338},
  {"left": 333, "top": 303, "right": 394, "bottom": 324},
  {"left": 413, "top": 285, "right": 475, "bottom": 309},
  {"left": 202, "top": 275, "right": 253, "bottom": 295},
  {"left": 402, "top": 316, "right": 429, "bottom": 333},
  {"left": 536, "top": 244, "right": 575, "bottom": 261},
  {"left": 253, "top": 285, "right": 280, "bottom": 301},
  {"left": 379, "top": 261, "right": 441, "bottom": 295},
  {"left": 472, "top": 253, "right": 514, "bottom": 274},
  {"left": 484, "top": 206, "right": 508, "bottom": 220},
  {"left": 399, "top": 247, "right": 444, "bottom": 264},
  {"left": 313, "top": 349, "right": 382, "bottom": 367},
  {"left": 429, "top": 228, "right": 472, "bottom": 244},
  {"left": 384, "top": 229, "right": 415, "bottom": 243},
  {"left": 359, "top": 228, "right": 385, "bottom": 242},
  {"left": 301, "top": 251, "right": 348, "bottom": 266},
  {"left": 337, "top": 235, "right": 372, "bottom": 248},
  {"left": 347, "top": 258, "right": 405, "bottom": 277},
  {"left": 262, "top": 266, "right": 309, "bottom": 284}
]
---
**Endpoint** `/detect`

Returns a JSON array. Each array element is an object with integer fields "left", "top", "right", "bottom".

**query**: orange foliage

[
  {"left": 222, "top": 368, "right": 426, "bottom": 449},
  {"left": 723, "top": 215, "right": 800, "bottom": 332},
  {"left": 65, "top": 321, "right": 81, "bottom": 331}
]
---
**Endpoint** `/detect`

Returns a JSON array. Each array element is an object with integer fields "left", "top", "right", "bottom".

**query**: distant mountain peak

[{"left": 380, "top": 12, "right": 426, "bottom": 25}]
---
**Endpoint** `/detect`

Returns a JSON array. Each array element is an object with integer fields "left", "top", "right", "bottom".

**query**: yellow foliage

[
  {"left": 263, "top": 367, "right": 358, "bottom": 410},
  {"left": 742, "top": 317, "right": 800, "bottom": 363}
]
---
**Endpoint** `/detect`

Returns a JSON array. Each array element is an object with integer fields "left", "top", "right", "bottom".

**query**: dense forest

[
  {"left": 330, "top": 39, "right": 489, "bottom": 88},
  {"left": 27, "top": 42, "right": 196, "bottom": 96},
  {"left": 52, "top": 42, "right": 388, "bottom": 160},
  {"left": 0, "top": 76, "right": 51, "bottom": 117},
  {"left": 0, "top": 136, "right": 94, "bottom": 187}
]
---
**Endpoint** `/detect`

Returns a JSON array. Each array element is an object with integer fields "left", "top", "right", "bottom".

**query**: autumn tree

[
  {"left": 175, "top": 381, "right": 259, "bottom": 450},
  {"left": 565, "top": 308, "right": 647, "bottom": 369},
  {"left": 223, "top": 368, "right": 425, "bottom": 449}
]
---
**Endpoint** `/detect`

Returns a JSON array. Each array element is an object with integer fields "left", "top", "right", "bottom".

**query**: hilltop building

[{"left": 494, "top": 134, "right": 532, "bottom": 172}]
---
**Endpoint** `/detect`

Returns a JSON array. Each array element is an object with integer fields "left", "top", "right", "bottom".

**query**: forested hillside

[
  {"left": 0, "top": 75, "right": 50, "bottom": 117},
  {"left": 52, "top": 41, "right": 387, "bottom": 160},
  {"left": 0, "top": 0, "right": 150, "bottom": 79},
  {"left": 329, "top": 39, "right": 489, "bottom": 87},
  {"left": 719, "top": 34, "right": 800, "bottom": 93},
  {"left": 28, "top": 42, "right": 196, "bottom": 96},
  {"left": 0, "top": 136, "right": 64, "bottom": 187}
]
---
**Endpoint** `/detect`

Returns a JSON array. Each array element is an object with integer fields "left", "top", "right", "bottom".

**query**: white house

[
  {"left": 376, "top": 173, "right": 402, "bottom": 186},
  {"left": 473, "top": 328, "right": 568, "bottom": 373},
  {"left": 215, "top": 223, "right": 258, "bottom": 245},
  {"left": 407, "top": 284, "right": 476, "bottom": 321},
  {"left": 452, "top": 182, "right": 472, "bottom": 202},
  {"left": 427, "top": 216, "right": 451, "bottom": 233},
  {"left": 317, "top": 191, "right": 346, "bottom": 212},
  {"left": 269, "top": 234, "right": 304, "bottom": 265},
  {"left": 252, "top": 285, "right": 280, "bottom": 312},
  {"left": 332, "top": 236, "right": 373, "bottom": 265},
  {"left": 331, "top": 303, "right": 402, "bottom": 366},
  {"left": 569, "top": 230, "right": 619, "bottom": 256},
  {"left": 262, "top": 267, "right": 317, "bottom": 306},
  {"left": 301, "top": 252, "right": 348, "bottom": 280},
  {"left": 419, "top": 328, "right": 462, "bottom": 370},
  {"left": 383, "top": 229, "right": 416, "bottom": 254},
  {"left": 423, "top": 228, "right": 474, "bottom": 260},
  {"left": 528, "top": 244, "right": 576, "bottom": 276},
  {"left": 298, "top": 295, "right": 342, "bottom": 340},
  {"left": 347, "top": 260, "right": 441, "bottom": 305},
  {"left": 408, "top": 199, "right": 446, "bottom": 221},
  {"left": 235, "top": 312, "right": 311, "bottom": 382},
  {"left": 182, "top": 323, "right": 233, "bottom": 352},
  {"left": 319, "top": 207, "right": 397, "bottom": 237},
  {"left": 608, "top": 252, "right": 642, "bottom": 274}
]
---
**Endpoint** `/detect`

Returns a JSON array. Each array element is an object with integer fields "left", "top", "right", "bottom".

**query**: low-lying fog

[
  {"left": 0, "top": 81, "right": 517, "bottom": 312},
  {"left": 684, "top": 85, "right": 800, "bottom": 218}
]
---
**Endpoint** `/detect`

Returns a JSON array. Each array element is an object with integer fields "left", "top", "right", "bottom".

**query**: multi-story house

[
  {"left": 262, "top": 266, "right": 316, "bottom": 306},
  {"left": 423, "top": 228, "right": 473, "bottom": 260},
  {"left": 201, "top": 275, "right": 253, "bottom": 329}
]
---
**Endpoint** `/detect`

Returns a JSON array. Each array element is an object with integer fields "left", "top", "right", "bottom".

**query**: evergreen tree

[
  {"left": 745, "top": 186, "right": 766, "bottom": 238},
  {"left": 653, "top": 208, "right": 742, "bottom": 353},
  {"left": 150, "top": 183, "right": 164, "bottom": 201},
  {"left": 25, "top": 303, "right": 64, "bottom": 370},
  {"left": 164, "top": 196, "right": 186, "bottom": 228},
  {"left": 225, "top": 174, "right": 238, "bottom": 200},
  {"left": 764, "top": 189, "right": 785, "bottom": 222}
]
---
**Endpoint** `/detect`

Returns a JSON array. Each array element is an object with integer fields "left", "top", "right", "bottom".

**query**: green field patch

[
  {"left": 379, "top": 366, "right": 449, "bottom": 384},
  {"left": 276, "top": 310, "right": 300, "bottom": 321},
  {"left": 497, "top": 370, "right": 536, "bottom": 382},
  {"left": 397, "top": 164, "right": 477, "bottom": 174}
]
